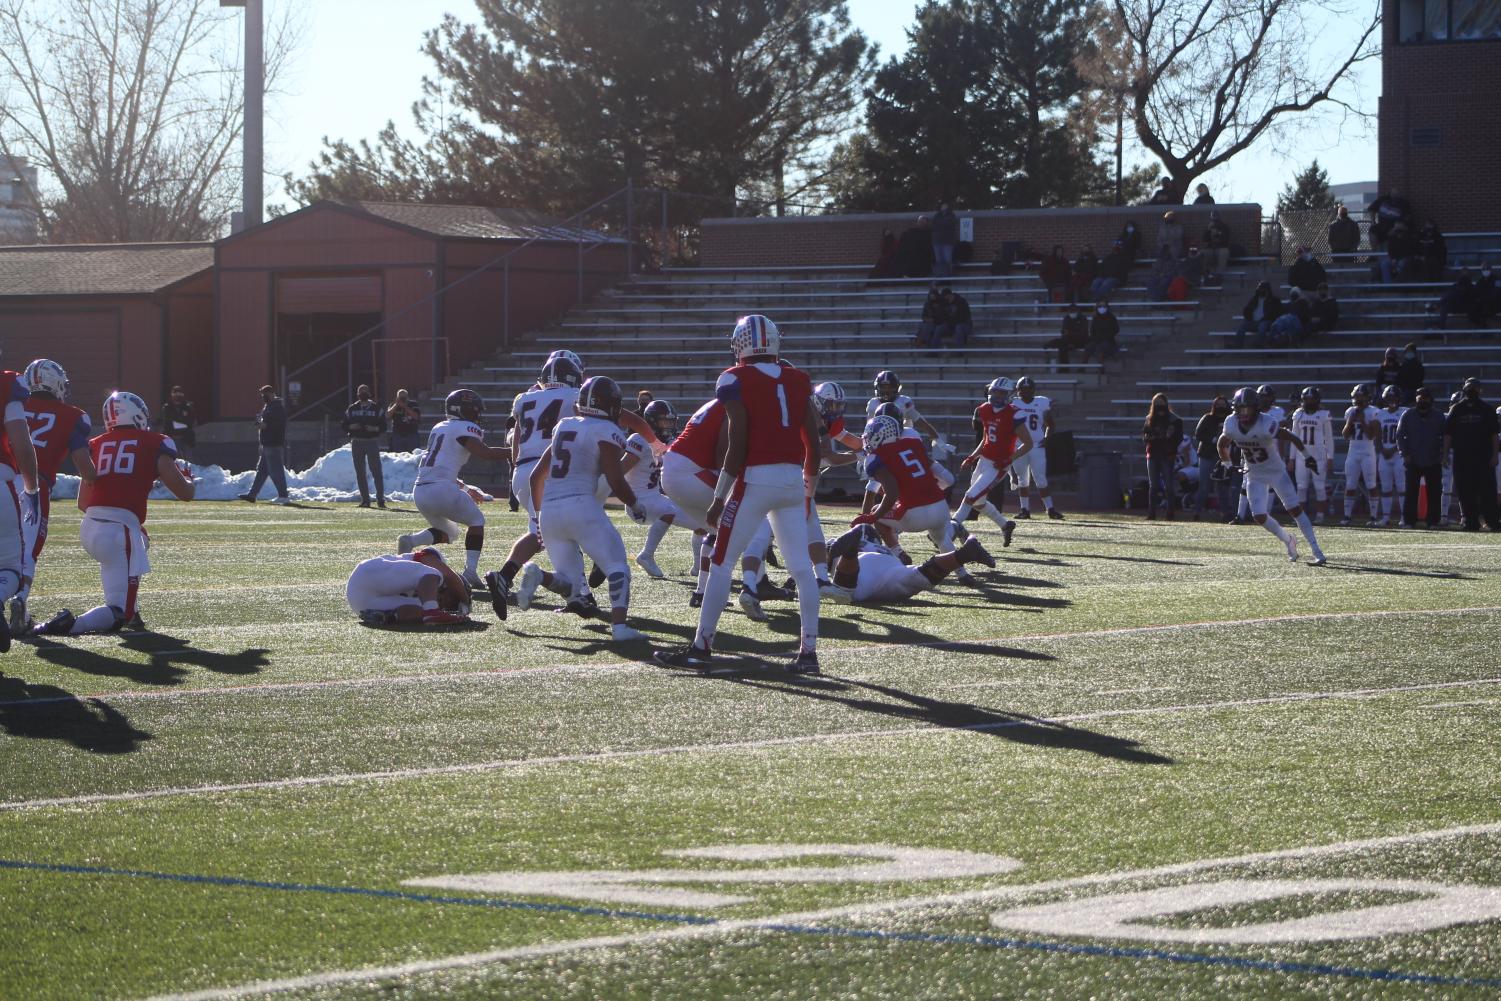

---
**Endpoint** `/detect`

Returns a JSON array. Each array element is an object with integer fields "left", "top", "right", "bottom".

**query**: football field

[{"left": 2, "top": 502, "right": 1500, "bottom": 1000}]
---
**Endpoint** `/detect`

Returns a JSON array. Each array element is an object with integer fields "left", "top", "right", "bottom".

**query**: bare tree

[
  {"left": 0, "top": 0, "right": 296, "bottom": 243},
  {"left": 1109, "top": 0, "right": 1379, "bottom": 201}
]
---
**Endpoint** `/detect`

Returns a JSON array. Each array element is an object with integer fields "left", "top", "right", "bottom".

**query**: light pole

[{"left": 220, "top": 0, "right": 262, "bottom": 230}]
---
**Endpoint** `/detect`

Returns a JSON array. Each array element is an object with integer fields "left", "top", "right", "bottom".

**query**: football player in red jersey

[
  {"left": 853, "top": 415, "right": 957, "bottom": 558},
  {"left": 0, "top": 355, "right": 41, "bottom": 651},
  {"left": 31, "top": 392, "right": 194, "bottom": 637},
  {"left": 10, "top": 359, "right": 97, "bottom": 631},
  {"left": 655, "top": 315, "right": 827, "bottom": 673},
  {"left": 954, "top": 378, "right": 1034, "bottom": 547}
]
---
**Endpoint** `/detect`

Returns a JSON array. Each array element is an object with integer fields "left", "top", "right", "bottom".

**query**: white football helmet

[
  {"left": 23, "top": 358, "right": 69, "bottom": 399},
  {"left": 546, "top": 349, "right": 584, "bottom": 374},
  {"left": 986, "top": 377, "right": 1015, "bottom": 406},
  {"left": 731, "top": 314, "right": 780, "bottom": 362},
  {"left": 813, "top": 381, "right": 846, "bottom": 420},
  {"left": 862, "top": 414, "right": 902, "bottom": 451},
  {"left": 102, "top": 391, "right": 150, "bottom": 431}
]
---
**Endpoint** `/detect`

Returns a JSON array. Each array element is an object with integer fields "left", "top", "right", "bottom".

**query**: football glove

[
  {"left": 1304, "top": 455, "right": 1320, "bottom": 472},
  {"left": 19, "top": 490, "right": 38, "bottom": 527},
  {"left": 1210, "top": 461, "right": 1233, "bottom": 482}
]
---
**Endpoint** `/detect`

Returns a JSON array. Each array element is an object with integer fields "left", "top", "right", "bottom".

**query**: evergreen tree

[{"left": 1276, "top": 161, "right": 1340, "bottom": 216}]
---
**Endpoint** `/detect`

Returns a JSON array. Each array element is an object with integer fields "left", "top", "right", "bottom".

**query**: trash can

[{"left": 1079, "top": 452, "right": 1123, "bottom": 510}]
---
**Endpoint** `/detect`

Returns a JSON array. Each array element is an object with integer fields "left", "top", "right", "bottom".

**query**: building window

[{"left": 1400, "top": 0, "right": 1501, "bottom": 40}]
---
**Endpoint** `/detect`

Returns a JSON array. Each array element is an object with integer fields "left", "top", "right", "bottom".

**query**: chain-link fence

[{"left": 1272, "top": 209, "right": 1374, "bottom": 266}]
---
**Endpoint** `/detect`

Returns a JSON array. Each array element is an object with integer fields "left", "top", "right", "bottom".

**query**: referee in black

[
  {"left": 1444, "top": 377, "right": 1500, "bottom": 531},
  {"left": 344, "top": 384, "right": 387, "bottom": 509}
]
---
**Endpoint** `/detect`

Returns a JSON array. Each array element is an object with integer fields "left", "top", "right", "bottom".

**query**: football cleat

[
  {"left": 421, "top": 608, "right": 469, "bottom": 627},
  {"left": 755, "top": 579, "right": 794, "bottom": 602},
  {"left": 688, "top": 591, "right": 704, "bottom": 609},
  {"left": 634, "top": 553, "right": 665, "bottom": 579},
  {"left": 954, "top": 567, "right": 975, "bottom": 584},
  {"left": 653, "top": 644, "right": 714, "bottom": 670},
  {"left": 461, "top": 569, "right": 486, "bottom": 592},
  {"left": 958, "top": 536, "right": 997, "bottom": 568},
  {"left": 818, "top": 581, "right": 853, "bottom": 604},
  {"left": 1002, "top": 520, "right": 1016, "bottom": 547},
  {"left": 8, "top": 597, "right": 29, "bottom": 635},
  {"left": 949, "top": 519, "right": 970, "bottom": 543},
  {"left": 1339, "top": 518, "right": 1352, "bottom": 527},
  {"left": 787, "top": 649, "right": 821, "bottom": 675},
  {"left": 359, "top": 609, "right": 399, "bottom": 627},
  {"left": 588, "top": 563, "right": 607, "bottom": 588},
  {"left": 516, "top": 562, "right": 543, "bottom": 610},
  {"left": 396, "top": 533, "right": 417, "bottom": 555},
  {"left": 122, "top": 611, "right": 146, "bottom": 631},
  {"left": 738, "top": 590, "right": 767, "bottom": 622},
  {"left": 1311, "top": 553, "right": 1328, "bottom": 567},
  {"left": 1048, "top": 507, "right": 1065, "bottom": 520},
  {"left": 1014, "top": 509, "right": 1031, "bottom": 519},
  {"left": 1284, "top": 536, "right": 1300, "bottom": 563},
  {"left": 30, "top": 608, "right": 75, "bottom": 637},
  {"left": 482, "top": 570, "right": 510, "bottom": 621},
  {"left": 611, "top": 623, "right": 645, "bottom": 642}
]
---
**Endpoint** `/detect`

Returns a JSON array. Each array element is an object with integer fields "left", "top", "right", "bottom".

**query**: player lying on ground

[
  {"left": 32, "top": 392, "right": 194, "bottom": 638},
  {"left": 347, "top": 548, "right": 472, "bottom": 626},
  {"left": 819, "top": 524, "right": 996, "bottom": 606}
]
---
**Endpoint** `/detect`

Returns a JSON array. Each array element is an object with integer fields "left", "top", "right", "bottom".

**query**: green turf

[{"left": 1, "top": 502, "right": 1498, "bottom": 999}]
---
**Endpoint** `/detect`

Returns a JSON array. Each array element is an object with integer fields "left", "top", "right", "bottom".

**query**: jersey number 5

[
  {"left": 97, "top": 439, "right": 137, "bottom": 475},
  {"left": 897, "top": 448, "right": 926, "bottom": 477},
  {"left": 550, "top": 431, "right": 578, "bottom": 478}
]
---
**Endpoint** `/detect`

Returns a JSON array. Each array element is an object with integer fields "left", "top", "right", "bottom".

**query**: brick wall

[
  {"left": 1379, "top": 0, "right": 1501, "bottom": 234},
  {"left": 700, "top": 204, "right": 1263, "bottom": 269}
]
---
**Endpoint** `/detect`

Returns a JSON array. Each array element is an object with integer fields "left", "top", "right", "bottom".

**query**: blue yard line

[{"left": 5, "top": 856, "right": 1499, "bottom": 990}]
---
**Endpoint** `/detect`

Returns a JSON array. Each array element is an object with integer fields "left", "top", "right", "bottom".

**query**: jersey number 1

[{"left": 775, "top": 385, "right": 790, "bottom": 427}]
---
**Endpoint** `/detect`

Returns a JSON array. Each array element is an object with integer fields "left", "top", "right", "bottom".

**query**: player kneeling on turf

[
  {"left": 32, "top": 392, "right": 193, "bottom": 637},
  {"left": 512, "top": 376, "right": 647, "bottom": 642},
  {"left": 820, "top": 525, "right": 996, "bottom": 606},
  {"left": 348, "top": 548, "right": 471, "bottom": 626}
]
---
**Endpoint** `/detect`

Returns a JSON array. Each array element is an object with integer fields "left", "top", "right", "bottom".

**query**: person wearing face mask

[
  {"left": 1429, "top": 269, "right": 1477, "bottom": 329},
  {"left": 1443, "top": 378, "right": 1501, "bottom": 531},
  {"left": 1375, "top": 347, "right": 1403, "bottom": 397},
  {"left": 1310, "top": 282, "right": 1340, "bottom": 335},
  {"left": 1116, "top": 221, "right": 1142, "bottom": 263},
  {"left": 1079, "top": 301, "right": 1119, "bottom": 365},
  {"left": 1234, "top": 282, "right": 1283, "bottom": 349},
  {"left": 1416, "top": 220, "right": 1447, "bottom": 282},
  {"left": 1194, "top": 396, "right": 1235, "bottom": 519},
  {"left": 1471, "top": 262, "right": 1498, "bottom": 325},
  {"left": 1046, "top": 306, "right": 1090, "bottom": 371},
  {"left": 1396, "top": 343, "right": 1425, "bottom": 404},
  {"left": 1397, "top": 386, "right": 1447, "bottom": 528},
  {"left": 1288, "top": 245, "right": 1327, "bottom": 293}
]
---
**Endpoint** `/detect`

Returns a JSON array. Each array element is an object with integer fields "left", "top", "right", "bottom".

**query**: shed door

[{"left": 275, "top": 275, "right": 382, "bottom": 315}]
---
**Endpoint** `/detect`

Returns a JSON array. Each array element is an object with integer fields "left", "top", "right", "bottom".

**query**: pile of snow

[{"left": 49, "top": 444, "right": 473, "bottom": 504}]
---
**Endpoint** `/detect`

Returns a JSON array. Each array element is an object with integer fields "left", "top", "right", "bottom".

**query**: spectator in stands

[
  {"left": 1397, "top": 343, "right": 1425, "bottom": 403},
  {"left": 1475, "top": 262, "right": 1500, "bottom": 325},
  {"left": 1270, "top": 289, "right": 1310, "bottom": 345},
  {"left": 931, "top": 285, "right": 973, "bottom": 350},
  {"left": 1193, "top": 395, "right": 1233, "bottom": 519},
  {"left": 1142, "top": 393, "right": 1184, "bottom": 519},
  {"left": 1092, "top": 241, "right": 1130, "bottom": 299},
  {"left": 1079, "top": 301, "right": 1120, "bottom": 364},
  {"left": 1047, "top": 306, "right": 1090, "bottom": 371},
  {"left": 1375, "top": 347, "right": 1403, "bottom": 397},
  {"left": 1397, "top": 385, "right": 1446, "bottom": 527},
  {"left": 1145, "top": 247, "right": 1179, "bottom": 302},
  {"left": 1428, "top": 269, "right": 1478, "bottom": 328},
  {"left": 1310, "top": 282, "right": 1340, "bottom": 335},
  {"left": 914, "top": 286, "right": 944, "bottom": 348},
  {"left": 895, "top": 215, "right": 934, "bottom": 278},
  {"left": 1234, "top": 281, "right": 1283, "bottom": 348},
  {"left": 1178, "top": 247, "right": 1204, "bottom": 291},
  {"left": 1201, "top": 211, "right": 1232, "bottom": 283},
  {"left": 1039, "top": 244, "right": 1073, "bottom": 303},
  {"left": 932, "top": 203, "right": 960, "bottom": 278},
  {"left": 388, "top": 389, "right": 421, "bottom": 452},
  {"left": 1288, "top": 245, "right": 1328, "bottom": 292},
  {"left": 1328, "top": 205, "right": 1362, "bottom": 259},
  {"left": 1416, "top": 220, "right": 1447, "bottom": 282},
  {"left": 636, "top": 390, "right": 655, "bottom": 414},
  {"left": 1148, "top": 177, "right": 1178, "bottom": 205},
  {"left": 1157, "top": 211, "right": 1186, "bottom": 260},
  {"left": 1379, "top": 222, "right": 1418, "bottom": 283},
  {"left": 869, "top": 228, "right": 899, "bottom": 280},
  {"left": 1367, "top": 186, "right": 1412, "bottom": 249},
  {"left": 1192, "top": 183, "right": 1214, "bottom": 205},
  {"left": 1117, "top": 221, "right": 1143, "bottom": 263},
  {"left": 157, "top": 386, "right": 197, "bottom": 464},
  {"left": 1071, "top": 244, "right": 1099, "bottom": 302}
]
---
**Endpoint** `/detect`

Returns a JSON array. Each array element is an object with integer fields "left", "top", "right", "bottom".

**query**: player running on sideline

[
  {"left": 1340, "top": 384, "right": 1382, "bottom": 526},
  {"left": 1375, "top": 385, "right": 1408, "bottom": 527},
  {"left": 11, "top": 359, "right": 96, "bottom": 631},
  {"left": 31, "top": 392, "right": 193, "bottom": 637},
  {"left": 819, "top": 524, "right": 997, "bottom": 606},
  {"left": 1217, "top": 387, "right": 1327, "bottom": 565},
  {"left": 1290, "top": 387, "right": 1335, "bottom": 524},
  {"left": 1008, "top": 376, "right": 1062, "bottom": 519},
  {"left": 347, "top": 549, "right": 472, "bottom": 626},
  {"left": 655, "top": 315, "right": 826, "bottom": 673},
  {"left": 504, "top": 376, "right": 646, "bottom": 642},
  {"left": 0, "top": 354, "right": 40, "bottom": 650},
  {"left": 953, "top": 378, "right": 1033, "bottom": 546},
  {"left": 398, "top": 389, "right": 510, "bottom": 589}
]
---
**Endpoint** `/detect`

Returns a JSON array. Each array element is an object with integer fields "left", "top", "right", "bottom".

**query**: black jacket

[
  {"left": 1311, "top": 296, "right": 1340, "bottom": 331},
  {"left": 1328, "top": 216, "right": 1361, "bottom": 254},
  {"left": 258, "top": 397, "right": 287, "bottom": 447},
  {"left": 942, "top": 294, "right": 972, "bottom": 326},
  {"left": 1288, "top": 257, "right": 1328, "bottom": 292},
  {"left": 158, "top": 400, "right": 196, "bottom": 443},
  {"left": 343, "top": 399, "right": 387, "bottom": 440},
  {"left": 1089, "top": 310, "right": 1120, "bottom": 342},
  {"left": 1242, "top": 291, "right": 1284, "bottom": 324},
  {"left": 1143, "top": 412, "right": 1183, "bottom": 457},
  {"left": 1445, "top": 397, "right": 1500, "bottom": 459},
  {"left": 1202, "top": 220, "right": 1231, "bottom": 250}
]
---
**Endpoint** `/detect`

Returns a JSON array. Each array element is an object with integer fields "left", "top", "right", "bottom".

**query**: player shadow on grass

[
  {"left": 1018, "top": 548, "right": 1203, "bottom": 567},
  {"left": 0, "top": 677, "right": 152, "bottom": 753},
  {"left": 1312, "top": 561, "right": 1469, "bottom": 579},
  {"left": 663, "top": 663, "right": 1172, "bottom": 765},
  {"left": 25, "top": 632, "right": 272, "bottom": 687}
]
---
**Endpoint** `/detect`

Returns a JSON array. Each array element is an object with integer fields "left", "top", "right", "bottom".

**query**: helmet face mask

[
  {"left": 102, "top": 391, "right": 150, "bottom": 431},
  {"left": 813, "top": 381, "right": 846, "bottom": 421},
  {"left": 1381, "top": 385, "right": 1401, "bottom": 408},
  {"left": 577, "top": 376, "right": 624, "bottom": 422},
  {"left": 1351, "top": 384, "right": 1370, "bottom": 407},
  {"left": 1256, "top": 384, "right": 1275, "bottom": 408},
  {"left": 1014, "top": 375, "right": 1035, "bottom": 401},
  {"left": 986, "top": 377, "right": 1014, "bottom": 408},
  {"left": 445, "top": 389, "right": 485, "bottom": 424},
  {"left": 1231, "top": 386, "right": 1260, "bottom": 421},
  {"left": 1300, "top": 386, "right": 1321, "bottom": 410},
  {"left": 24, "top": 359, "right": 69, "bottom": 399},
  {"left": 861, "top": 415, "right": 902, "bottom": 452},
  {"left": 731, "top": 315, "right": 780, "bottom": 362},
  {"left": 642, "top": 399, "right": 677, "bottom": 439},
  {"left": 873, "top": 370, "right": 900, "bottom": 402}
]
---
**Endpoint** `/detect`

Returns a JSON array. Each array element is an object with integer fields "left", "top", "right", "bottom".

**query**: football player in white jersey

[
  {"left": 1235, "top": 385, "right": 1287, "bottom": 522},
  {"left": 398, "top": 389, "right": 510, "bottom": 589},
  {"left": 1374, "top": 385, "right": 1407, "bottom": 526},
  {"left": 1290, "top": 387, "right": 1335, "bottom": 524},
  {"left": 621, "top": 399, "right": 686, "bottom": 578},
  {"left": 1218, "top": 387, "right": 1327, "bottom": 564},
  {"left": 347, "top": 549, "right": 471, "bottom": 626},
  {"left": 1007, "top": 376, "right": 1062, "bottom": 519},
  {"left": 865, "top": 371, "right": 949, "bottom": 501},
  {"left": 817, "top": 524, "right": 997, "bottom": 606},
  {"left": 1340, "top": 383, "right": 1382, "bottom": 525},
  {"left": 508, "top": 376, "right": 646, "bottom": 642}
]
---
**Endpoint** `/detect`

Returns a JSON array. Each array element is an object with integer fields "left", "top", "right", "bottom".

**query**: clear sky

[{"left": 249, "top": 0, "right": 1379, "bottom": 212}]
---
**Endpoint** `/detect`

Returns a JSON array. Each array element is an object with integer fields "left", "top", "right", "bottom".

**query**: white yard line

[
  {"left": 9, "top": 604, "right": 1500, "bottom": 709},
  {"left": 142, "top": 819, "right": 1501, "bottom": 1001},
  {"left": 9, "top": 675, "right": 1500, "bottom": 813}
]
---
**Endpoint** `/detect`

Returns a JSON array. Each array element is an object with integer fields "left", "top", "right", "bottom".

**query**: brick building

[{"left": 1380, "top": 0, "right": 1501, "bottom": 231}]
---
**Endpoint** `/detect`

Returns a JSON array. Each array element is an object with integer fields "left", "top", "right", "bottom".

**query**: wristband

[{"left": 713, "top": 470, "right": 736, "bottom": 502}]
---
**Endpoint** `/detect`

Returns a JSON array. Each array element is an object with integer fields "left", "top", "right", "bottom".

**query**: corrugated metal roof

[
  {"left": 346, "top": 201, "right": 624, "bottom": 243},
  {"left": 0, "top": 242, "right": 212, "bottom": 296}
]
